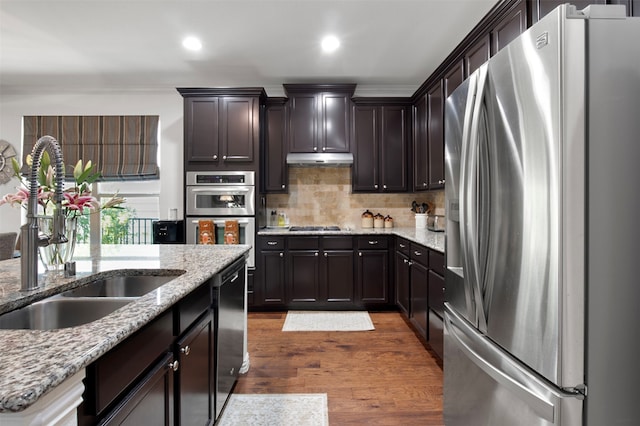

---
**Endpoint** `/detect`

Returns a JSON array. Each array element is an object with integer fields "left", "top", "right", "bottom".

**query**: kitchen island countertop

[
  {"left": 258, "top": 227, "right": 445, "bottom": 253},
  {"left": 0, "top": 244, "right": 250, "bottom": 413}
]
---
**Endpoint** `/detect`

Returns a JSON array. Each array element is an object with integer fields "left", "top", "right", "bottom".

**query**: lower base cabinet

[
  {"left": 78, "top": 259, "right": 246, "bottom": 425},
  {"left": 176, "top": 313, "right": 213, "bottom": 426},
  {"left": 100, "top": 352, "right": 175, "bottom": 426}
]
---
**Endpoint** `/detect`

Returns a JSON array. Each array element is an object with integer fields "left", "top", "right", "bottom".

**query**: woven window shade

[{"left": 22, "top": 115, "right": 160, "bottom": 181}]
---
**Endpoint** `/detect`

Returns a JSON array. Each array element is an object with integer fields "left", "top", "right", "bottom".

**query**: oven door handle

[
  {"left": 189, "top": 187, "right": 252, "bottom": 193},
  {"left": 189, "top": 218, "right": 252, "bottom": 225}
]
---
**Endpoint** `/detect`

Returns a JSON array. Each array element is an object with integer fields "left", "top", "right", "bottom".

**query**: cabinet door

[
  {"left": 413, "top": 95, "right": 429, "bottom": 191},
  {"left": 410, "top": 261, "right": 429, "bottom": 340},
  {"left": 288, "top": 94, "right": 318, "bottom": 153},
  {"left": 323, "top": 250, "right": 355, "bottom": 304},
  {"left": 395, "top": 250, "right": 411, "bottom": 317},
  {"left": 176, "top": 313, "right": 213, "bottom": 426},
  {"left": 491, "top": 0, "right": 527, "bottom": 55},
  {"left": 260, "top": 250, "right": 286, "bottom": 305},
  {"left": 444, "top": 60, "right": 465, "bottom": 100},
  {"left": 427, "top": 81, "right": 444, "bottom": 189},
  {"left": 220, "top": 97, "right": 257, "bottom": 163},
  {"left": 465, "top": 34, "right": 490, "bottom": 77},
  {"left": 287, "top": 250, "right": 320, "bottom": 304},
  {"left": 101, "top": 352, "right": 175, "bottom": 426},
  {"left": 380, "top": 105, "right": 408, "bottom": 192},
  {"left": 321, "top": 92, "right": 351, "bottom": 152},
  {"left": 185, "top": 97, "right": 219, "bottom": 163},
  {"left": 264, "top": 101, "right": 288, "bottom": 192},
  {"left": 352, "top": 105, "right": 378, "bottom": 191},
  {"left": 357, "top": 250, "right": 389, "bottom": 305}
]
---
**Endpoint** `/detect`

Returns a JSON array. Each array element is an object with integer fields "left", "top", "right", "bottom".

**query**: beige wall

[{"left": 267, "top": 167, "right": 444, "bottom": 228}]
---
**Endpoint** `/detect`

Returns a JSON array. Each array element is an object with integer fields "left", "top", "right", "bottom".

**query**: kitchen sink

[
  {"left": 59, "top": 273, "right": 183, "bottom": 298},
  {"left": 0, "top": 297, "right": 133, "bottom": 330}
]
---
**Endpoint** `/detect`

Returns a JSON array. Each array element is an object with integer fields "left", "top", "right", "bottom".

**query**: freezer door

[{"left": 444, "top": 305, "right": 582, "bottom": 426}]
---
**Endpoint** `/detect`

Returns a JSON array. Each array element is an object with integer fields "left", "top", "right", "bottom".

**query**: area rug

[
  {"left": 217, "top": 393, "right": 329, "bottom": 426},
  {"left": 282, "top": 310, "right": 375, "bottom": 331}
]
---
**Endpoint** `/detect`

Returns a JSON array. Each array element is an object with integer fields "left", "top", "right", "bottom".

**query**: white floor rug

[
  {"left": 282, "top": 311, "right": 375, "bottom": 331},
  {"left": 217, "top": 393, "right": 329, "bottom": 426}
]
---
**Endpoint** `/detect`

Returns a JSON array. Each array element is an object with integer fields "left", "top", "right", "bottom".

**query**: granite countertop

[
  {"left": 0, "top": 244, "right": 250, "bottom": 413},
  {"left": 258, "top": 226, "right": 445, "bottom": 253}
]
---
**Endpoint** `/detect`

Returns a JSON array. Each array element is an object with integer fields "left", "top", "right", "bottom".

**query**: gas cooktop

[{"left": 289, "top": 226, "right": 341, "bottom": 232}]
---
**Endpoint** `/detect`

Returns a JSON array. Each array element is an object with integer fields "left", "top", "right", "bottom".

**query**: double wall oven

[{"left": 186, "top": 171, "right": 256, "bottom": 267}]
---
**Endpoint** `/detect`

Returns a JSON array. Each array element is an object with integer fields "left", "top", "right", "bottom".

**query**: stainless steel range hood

[{"left": 286, "top": 152, "right": 353, "bottom": 167}]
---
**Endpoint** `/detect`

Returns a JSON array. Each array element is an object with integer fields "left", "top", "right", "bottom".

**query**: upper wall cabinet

[
  {"left": 465, "top": 34, "right": 490, "bottom": 77},
  {"left": 263, "top": 97, "right": 288, "bottom": 193},
  {"left": 413, "top": 93, "right": 429, "bottom": 191},
  {"left": 492, "top": 0, "right": 528, "bottom": 54},
  {"left": 352, "top": 99, "right": 410, "bottom": 193},
  {"left": 178, "top": 88, "right": 266, "bottom": 171},
  {"left": 284, "top": 84, "right": 356, "bottom": 154},
  {"left": 427, "top": 81, "right": 445, "bottom": 189}
]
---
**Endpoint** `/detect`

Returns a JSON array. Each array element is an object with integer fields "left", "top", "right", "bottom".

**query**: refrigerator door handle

[
  {"left": 466, "top": 63, "right": 489, "bottom": 332},
  {"left": 446, "top": 306, "right": 557, "bottom": 423}
]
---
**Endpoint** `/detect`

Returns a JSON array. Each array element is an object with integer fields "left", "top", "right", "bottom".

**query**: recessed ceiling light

[
  {"left": 182, "top": 36, "right": 202, "bottom": 51},
  {"left": 321, "top": 35, "right": 340, "bottom": 53}
]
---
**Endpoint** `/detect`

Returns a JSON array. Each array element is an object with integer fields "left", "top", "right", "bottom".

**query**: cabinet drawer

[
  {"left": 175, "top": 282, "right": 211, "bottom": 336},
  {"left": 410, "top": 243, "right": 428, "bottom": 267},
  {"left": 288, "top": 236, "right": 320, "bottom": 250},
  {"left": 429, "top": 250, "right": 445, "bottom": 276},
  {"left": 88, "top": 308, "right": 174, "bottom": 416},
  {"left": 322, "top": 236, "right": 353, "bottom": 250},
  {"left": 395, "top": 237, "right": 410, "bottom": 255},
  {"left": 258, "top": 236, "right": 285, "bottom": 250},
  {"left": 356, "top": 236, "right": 388, "bottom": 250}
]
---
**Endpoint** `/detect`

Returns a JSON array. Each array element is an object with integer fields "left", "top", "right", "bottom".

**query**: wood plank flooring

[{"left": 234, "top": 311, "right": 444, "bottom": 425}]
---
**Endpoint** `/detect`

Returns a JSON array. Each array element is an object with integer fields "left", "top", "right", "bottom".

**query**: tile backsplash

[{"left": 267, "top": 167, "right": 444, "bottom": 228}]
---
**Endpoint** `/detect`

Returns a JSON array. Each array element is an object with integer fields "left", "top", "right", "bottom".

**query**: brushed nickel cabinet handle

[{"left": 169, "top": 361, "right": 179, "bottom": 372}]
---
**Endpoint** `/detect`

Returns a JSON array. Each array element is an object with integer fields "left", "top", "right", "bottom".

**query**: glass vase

[{"left": 38, "top": 215, "right": 78, "bottom": 271}]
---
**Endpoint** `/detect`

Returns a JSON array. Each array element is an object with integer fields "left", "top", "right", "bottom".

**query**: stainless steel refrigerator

[{"left": 444, "top": 4, "right": 640, "bottom": 425}]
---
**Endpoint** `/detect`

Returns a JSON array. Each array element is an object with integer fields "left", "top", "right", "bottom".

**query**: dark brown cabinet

[
  {"left": 263, "top": 98, "right": 288, "bottom": 193},
  {"left": 427, "top": 250, "right": 445, "bottom": 360},
  {"left": 322, "top": 236, "right": 355, "bottom": 305},
  {"left": 413, "top": 93, "right": 429, "bottom": 191},
  {"left": 492, "top": 0, "right": 528, "bottom": 54},
  {"left": 175, "top": 312, "right": 213, "bottom": 426},
  {"left": 287, "top": 237, "right": 321, "bottom": 305},
  {"left": 256, "top": 236, "right": 286, "bottom": 306},
  {"left": 427, "top": 81, "right": 445, "bottom": 189},
  {"left": 395, "top": 238, "right": 411, "bottom": 316},
  {"left": 178, "top": 88, "right": 265, "bottom": 171},
  {"left": 465, "top": 34, "right": 490, "bottom": 77},
  {"left": 409, "top": 244, "right": 429, "bottom": 340},
  {"left": 256, "top": 235, "right": 356, "bottom": 309},
  {"left": 352, "top": 100, "right": 410, "bottom": 192},
  {"left": 100, "top": 352, "right": 175, "bottom": 426},
  {"left": 284, "top": 84, "right": 356, "bottom": 154},
  {"left": 356, "top": 236, "right": 390, "bottom": 306}
]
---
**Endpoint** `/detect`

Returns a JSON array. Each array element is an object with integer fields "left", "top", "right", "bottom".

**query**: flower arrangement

[{"left": 0, "top": 152, "right": 125, "bottom": 217}]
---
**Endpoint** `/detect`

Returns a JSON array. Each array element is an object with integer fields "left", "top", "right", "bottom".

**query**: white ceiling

[{"left": 0, "top": 0, "right": 498, "bottom": 97}]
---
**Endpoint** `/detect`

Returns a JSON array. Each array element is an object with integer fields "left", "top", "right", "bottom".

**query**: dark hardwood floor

[{"left": 234, "top": 311, "right": 444, "bottom": 425}]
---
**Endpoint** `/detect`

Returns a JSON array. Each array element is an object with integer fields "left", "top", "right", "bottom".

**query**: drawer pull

[
  {"left": 368, "top": 240, "right": 378, "bottom": 245},
  {"left": 324, "top": 252, "right": 328, "bottom": 257},
  {"left": 279, "top": 252, "right": 284, "bottom": 257},
  {"left": 267, "top": 241, "right": 278, "bottom": 246},
  {"left": 169, "top": 360, "right": 179, "bottom": 372},
  {"left": 315, "top": 252, "right": 319, "bottom": 257},
  {"left": 414, "top": 251, "right": 422, "bottom": 256},
  {"left": 181, "top": 346, "right": 191, "bottom": 356},
  {"left": 399, "top": 243, "right": 406, "bottom": 248}
]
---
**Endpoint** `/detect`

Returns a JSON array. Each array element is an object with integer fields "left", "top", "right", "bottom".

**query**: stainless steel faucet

[{"left": 20, "top": 135, "right": 68, "bottom": 291}]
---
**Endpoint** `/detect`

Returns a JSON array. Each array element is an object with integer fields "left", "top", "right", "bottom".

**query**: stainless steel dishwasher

[{"left": 213, "top": 257, "right": 246, "bottom": 420}]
